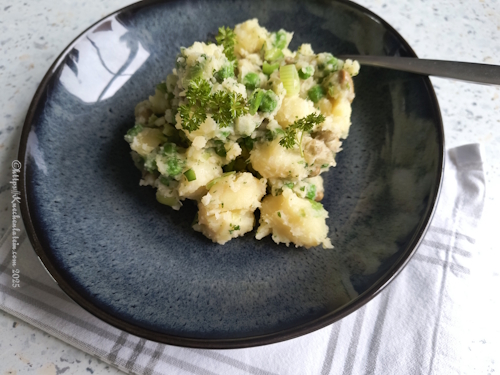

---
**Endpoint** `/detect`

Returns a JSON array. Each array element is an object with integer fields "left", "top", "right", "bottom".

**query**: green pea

[
  {"left": 162, "top": 143, "right": 177, "bottom": 155},
  {"left": 307, "top": 85, "right": 325, "bottom": 103},
  {"left": 326, "top": 55, "right": 339, "bottom": 71},
  {"left": 166, "top": 158, "right": 182, "bottom": 176},
  {"left": 243, "top": 72, "right": 260, "bottom": 90},
  {"left": 259, "top": 90, "right": 278, "bottom": 113},
  {"left": 214, "top": 64, "right": 235, "bottom": 83},
  {"left": 273, "top": 30, "right": 288, "bottom": 49},
  {"left": 298, "top": 66, "right": 314, "bottom": 79}
]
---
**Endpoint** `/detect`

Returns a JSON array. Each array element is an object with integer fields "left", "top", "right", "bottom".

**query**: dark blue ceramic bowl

[{"left": 19, "top": 0, "right": 444, "bottom": 348}]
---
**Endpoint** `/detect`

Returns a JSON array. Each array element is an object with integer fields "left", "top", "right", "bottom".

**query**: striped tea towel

[{"left": 0, "top": 144, "right": 485, "bottom": 375}]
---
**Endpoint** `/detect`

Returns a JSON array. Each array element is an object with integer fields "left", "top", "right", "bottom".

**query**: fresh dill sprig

[
  {"left": 216, "top": 26, "right": 237, "bottom": 61},
  {"left": 279, "top": 113, "right": 326, "bottom": 156}
]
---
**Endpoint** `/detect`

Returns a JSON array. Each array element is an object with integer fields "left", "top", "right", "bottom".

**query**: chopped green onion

[
  {"left": 280, "top": 65, "right": 300, "bottom": 97},
  {"left": 298, "top": 66, "right": 314, "bottom": 79},
  {"left": 248, "top": 89, "right": 264, "bottom": 115},
  {"left": 184, "top": 169, "right": 196, "bottom": 181},
  {"left": 243, "top": 72, "right": 260, "bottom": 90},
  {"left": 307, "top": 85, "right": 325, "bottom": 103},
  {"left": 277, "top": 211, "right": 281, "bottom": 218},
  {"left": 263, "top": 61, "right": 280, "bottom": 75},
  {"left": 306, "top": 184, "right": 316, "bottom": 200},
  {"left": 265, "top": 47, "right": 284, "bottom": 62},
  {"left": 156, "top": 192, "right": 178, "bottom": 207},
  {"left": 259, "top": 90, "right": 278, "bottom": 112},
  {"left": 284, "top": 182, "right": 294, "bottom": 189}
]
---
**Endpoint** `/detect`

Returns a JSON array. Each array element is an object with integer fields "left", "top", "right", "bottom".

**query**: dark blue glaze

[{"left": 20, "top": 0, "right": 443, "bottom": 347}]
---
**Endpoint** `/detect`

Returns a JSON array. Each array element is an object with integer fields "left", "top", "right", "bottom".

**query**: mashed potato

[{"left": 124, "top": 19, "right": 359, "bottom": 248}]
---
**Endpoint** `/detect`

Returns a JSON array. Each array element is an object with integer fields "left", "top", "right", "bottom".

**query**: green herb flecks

[{"left": 229, "top": 223, "right": 241, "bottom": 234}]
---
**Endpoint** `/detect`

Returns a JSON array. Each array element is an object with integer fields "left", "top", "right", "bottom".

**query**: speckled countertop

[{"left": 1, "top": 0, "right": 499, "bottom": 374}]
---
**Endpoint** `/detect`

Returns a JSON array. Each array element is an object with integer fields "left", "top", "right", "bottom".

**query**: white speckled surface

[{"left": 0, "top": 0, "right": 498, "bottom": 374}]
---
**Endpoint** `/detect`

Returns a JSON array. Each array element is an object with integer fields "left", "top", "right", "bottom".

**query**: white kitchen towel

[{"left": 0, "top": 144, "right": 485, "bottom": 375}]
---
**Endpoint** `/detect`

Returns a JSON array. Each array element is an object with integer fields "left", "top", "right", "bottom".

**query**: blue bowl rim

[{"left": 18, "top": 0, "right": 445, "bottom": 349}]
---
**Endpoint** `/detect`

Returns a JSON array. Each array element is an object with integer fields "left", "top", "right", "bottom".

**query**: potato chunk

[
  {"left": 256, "top": 189, "right": 332, "bottom": 249},
  {"left": 130, "top": 128, "right": 165, "bottom": 157},
  {"left": 178, "top": 148, "right": 222, "bottom": 200},
  {"left": 234, "top": 19, "right": 268, "bottom": 55},
  {"left": 196, "top": 172, "right": 267, "bottom": 244},
  {"left": 250, "top": 138, "right": 308, "bottom": 180},
  {"left": 275, "top": 96, "right": 318, "bottom": 128}
]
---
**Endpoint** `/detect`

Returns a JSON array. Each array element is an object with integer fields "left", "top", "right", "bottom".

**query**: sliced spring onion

[
  {"left": 280, "top": 64, "right": 300, "bottom": 97},
  {"left": 156, "top": 192, "right": 178, "bottom": 207},
  {"left": 248, "top": 89, "right": 264, "bottom": 115},
  {"left": 264, "top": 47, "right": 284, "bottom": 62},
  {"left": 263, "top": 61, "right": 280, "bottom": 75},
  {"left": 184, "top": 168, "right": 196, "bottom": 181}
]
